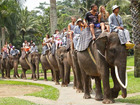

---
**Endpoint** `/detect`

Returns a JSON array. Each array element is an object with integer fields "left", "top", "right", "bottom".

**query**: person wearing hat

[
  {"left": 109, "top": 5, "right": 134, "bottom": 49},
  {"left": 72, "top": 18, "right": 85, "bottom": 49},
  {"left": 10, "top": 46, "right": 20, "bottom": 56},
  {"left": 30, "top": 42, "right": 38, "bottom": 54}
]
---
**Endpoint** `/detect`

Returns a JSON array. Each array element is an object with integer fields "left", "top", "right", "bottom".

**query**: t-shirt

[
  {"left": 68, "top": 23, "right": 76, "bottom": 31},
  {"left": 85, "top": 11, "right": 99, "bottom": 25},
  {"left": 43, "top": 38, "right": 51, "bottom": 43}
]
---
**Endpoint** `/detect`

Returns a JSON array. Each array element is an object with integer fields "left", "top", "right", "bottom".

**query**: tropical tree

[
  {"left": 50, "top": 0, "right": 57, "bottom": 35},
  {"left": 130, "top": 0, "right": 140, "bottom": 77}
]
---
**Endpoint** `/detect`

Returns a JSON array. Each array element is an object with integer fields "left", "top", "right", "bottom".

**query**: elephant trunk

[
  {"left": 115, "top": 66, "right": 127, "bottom": 98},
  {"left": 36, "top": 62, "right": 39, "bottom": 79}
]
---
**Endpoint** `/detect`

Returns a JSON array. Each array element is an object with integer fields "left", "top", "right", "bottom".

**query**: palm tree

[
  {"left": 130, "top": 0, "right": 140, "bottom": 77},
  {"left": 50, "top": 0, "right": 57, "bottom": 35}
]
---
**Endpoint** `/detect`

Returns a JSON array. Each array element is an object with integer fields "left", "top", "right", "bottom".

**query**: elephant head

[
  {"left": 95, "top": 32, "right": 127, "bottom": 98},
  {"left": 56, "top": 47, "right": 67, "bottom": 63},
  {"left": 105, "top": 32, "right": 127, "bottom": 98}
]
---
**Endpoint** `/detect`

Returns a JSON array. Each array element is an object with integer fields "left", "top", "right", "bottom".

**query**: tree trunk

[
  {"left": 130, "top": 0, "right": 140, "bottom": 77},
  {"left": 50, "top": 0, "right": 57, "bottom": 35}
]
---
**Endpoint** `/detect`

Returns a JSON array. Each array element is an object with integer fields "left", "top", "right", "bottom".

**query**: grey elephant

[
  {"left": 74, "top": 32, "right": 128, "bottom": 104},
  {"left": 8, "top": 54, "right": 20, "bottom": 78},
  {"left": 19, "top": 50, "right": 39, "bottom": 80},
  {"left": 40, "top": 51, "right": 54, "bottom": 81},
  {"left": 55, "top": 47, "right": 71, "bottom": 87}
]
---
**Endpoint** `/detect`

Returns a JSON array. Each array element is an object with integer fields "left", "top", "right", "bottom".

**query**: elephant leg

[
  {"left": 51, "top": 69, "right": 54, "bottom": 81},
  {"left": 55, "top": 70, "right": 60, "bottom": 85},
  {"left": 81, "top": 69, "right": 91, "bottom": 99},
  {"left": 60, "top": 66, "right": 65, "bottom": 87},
  {"left": 44, "top": 69, "right": 47, "bottom": 81},
  {"left": 6, "top": 68, "right": 10, "bottom": 79},
  {"left": 95, "top": 77, "right": 103, "bottom": 100},
  {"left": 102, "top": 66, "right": 114, "bottom": 104},
  {"left": 22, "top": 69, "right": 27, "bottom": 79},
  {"left": 71, "top": 51, "right": 83, "bottom": 92},
  {"left": 110, "top": 66, "right": 121, "bottom": 99},
  {"left": 1, "top": 68, "right": 5, "bottom": 78},
  {"left": 36, "top": 63, "right": 39, "bottom": 79},
  {"left": 31, "top": 65, "right": 37, "bottom": 81},
  {"left": 72, "top": 66, "right": 77, "bottom": 89},
  {"left": 20, "top": 72, "right": 23, "bottom": 79},
  {"left": 64, "top": 63, "right": 70, "bottom": 87}
]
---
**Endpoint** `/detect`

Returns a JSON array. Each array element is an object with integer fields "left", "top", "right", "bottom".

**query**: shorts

[{"left": 94, "top": 23, "right": 100, "bottom": 28}]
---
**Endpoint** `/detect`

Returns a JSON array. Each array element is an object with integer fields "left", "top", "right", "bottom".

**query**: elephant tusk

[{"left": 115, "top": 66, "right": 128, "bottom": 89}]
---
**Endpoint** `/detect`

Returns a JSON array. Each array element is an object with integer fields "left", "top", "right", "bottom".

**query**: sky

[{"left": 24, "top": 0, "right": 62, "bottom": 11}]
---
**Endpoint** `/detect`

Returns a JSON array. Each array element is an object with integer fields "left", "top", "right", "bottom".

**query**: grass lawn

[
  {"left": 127, "top": 56, "right": 134, "bottom": 66},
  {"left": 0, "top": 97, "right": 39, "bottom": 105},
  {"left": 0, "top": 80, "right": 59, "bottom": 100},
  {"left": 116, "top": 95, "right": 140, "bottom": 104},
  {"left": 93, "top": 71, "right": 140, "bottom": 94}
]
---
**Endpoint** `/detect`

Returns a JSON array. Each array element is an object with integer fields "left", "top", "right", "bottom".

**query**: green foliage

[
  {"left": 116, "top": 95, "right": 140, "bottom": 104},
  {"left": 0, "top": 80, "right": 59, "bottom": 100},
  {"left": 127, "top": 56, "right": 134, "bottom": 66}
]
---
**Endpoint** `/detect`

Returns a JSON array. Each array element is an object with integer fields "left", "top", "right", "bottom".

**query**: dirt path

[
  {"left": 0, "top": 85, "right": 43, "bottom": 97},
  {"left": 2, "top": 66, "right": 137, "bottom": 105},
  {"left": 4, "top": 79, "right": 137, "bottom": 105}
]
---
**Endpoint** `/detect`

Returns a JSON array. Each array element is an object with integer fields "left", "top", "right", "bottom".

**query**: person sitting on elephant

[
  {"left": 67, "top": 17, "right": 76, "bottom": 49},
  {"left": 73, "top": 18, "right": 85, "bottom": 49},
  {"left": 53, "top": 30, "right": 62, "bottom": 49},
  {"left": 109, "top": 5, "right": 134, "bottom": 49},
  {"left": 30, "top": 43, "right": 38, "bottom": 54},
  {"left": 98, "top": 5, "right": 110, "bottom": 32},
  {"left": 61, "top": 28, "right": 67, "bottom": 46},
  {"left": 10, "top": 46, "right": 20, "bottom": 56},
  {"left": 84, "top": 4, "right": 100, "bottom": 40},
  {"left": 23, "top": 40, "right": 30, "bottom": 54},
  {"left": 2, "top": 45, "right": 9, "bottom": 59},
  {"left": 43, "top": 34, "right": 52, "bottom": 50}
]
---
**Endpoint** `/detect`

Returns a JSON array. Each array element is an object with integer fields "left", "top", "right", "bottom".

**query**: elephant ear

[{"left": 94, "top": 32, "right": 109, "bottom": 54}]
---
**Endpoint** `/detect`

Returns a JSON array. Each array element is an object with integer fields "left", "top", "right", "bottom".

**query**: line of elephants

[{"left": 0, "top": 32, "right": 128, "bottom": 104}]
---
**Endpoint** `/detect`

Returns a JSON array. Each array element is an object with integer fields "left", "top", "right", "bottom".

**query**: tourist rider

[
  {"left": 98, "top": 5, "right": 110, "bottom": 32},
  {"left": 30, "top": 42, "right": 38, "bottom": 54},
  {"left": 109, "top": 5, "right": 134, "bottom": 49},
  {"left": 84, "top": 4, "right": 100, "bottom": 40},
  {"left": 10, "top": 46, "right": 20, "bottom": 56},
  {"left": 73, "top": 18, "right": 85, "bottom": 49}
]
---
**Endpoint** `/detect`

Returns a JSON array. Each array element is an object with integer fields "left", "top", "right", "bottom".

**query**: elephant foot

[
  {"left": 2, "top": 77, "right": 6, "bottom": 79},
  {"left": 73, "top": 86, "right": 76, "bottom": 89},
  {"left": 7, "top": 77, "right": 11, "bottom": 79},
  {"left": 95, "top": 94, "right": 103, "bottom": 101},
  {"left": 55, "top": 82, "right": 60, "bottom": 85},
  {"left": 111, "top": 88, "right": 119, "bottom": 99},
  {"left": 61, "top": 84, "right": 66, "bottom": 87},
  {"left": 51, "top": 79, "right": 54, "bottom": 81},
  {"left": 33, "top": 78, "right": 37, "bottom": 81},
  {"left": 102, "top": 99, "right": 114, "bottom": 104},
  {"left": 23, "top": 78, "right": 27, "bottom": 80},
  {"left": 76, "top": 89, "right": 83, "bottom": 93},
  {"left": 83, "top": 94, "right": 91, "bottom": 99},
  {"left": 44, "top": 79, "right": 48, "bottom": 81},
  {"left": 13, "top": 77, "right": 17, "bottom": 79}
]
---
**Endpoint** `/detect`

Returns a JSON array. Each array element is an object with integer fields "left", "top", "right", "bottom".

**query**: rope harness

[
  {"left": 46, "top": 55, "right": 53, "bottom": 68},
  {"left": 25, "top": 57, "right": 31, "bottom": 67},
  {"left": 87, "top": 47, "right": 97, "bottom": 65}
]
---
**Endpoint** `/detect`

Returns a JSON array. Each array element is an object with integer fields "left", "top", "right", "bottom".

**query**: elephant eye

[{"left": 110, "top": 48, "right": 116, "bottom": 54}]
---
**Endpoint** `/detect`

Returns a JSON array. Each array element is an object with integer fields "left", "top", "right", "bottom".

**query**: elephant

[
  {"left": 74, "top": 32, "right": 127, "bottom": 104},
  {"left": 8, "top": 54, "right": 20, "bottom": 78},
  {"left": 40, "top": 52, "right": 54, "bottom": 81},
  {"left": 55, "top": 47, "right": 71, "bottom": 87},
  {"left": 19, "top": 50, "right": 39, "bottom": 80},
  {"left": 29, "top": 52, "right": 40, "bottom": 79},
  {"left": 47, "top": 51, "right": 60, "bottom": 85}
]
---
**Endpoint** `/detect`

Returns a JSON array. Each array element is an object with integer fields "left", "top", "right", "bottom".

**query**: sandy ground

[{"left": 0, "top": 85, "right": 43, "bottom": 97}]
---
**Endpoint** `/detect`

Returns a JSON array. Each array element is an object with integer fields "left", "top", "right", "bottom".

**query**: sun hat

[{"left": 112, "top": 5, "right": 120, "bottom": 11}]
